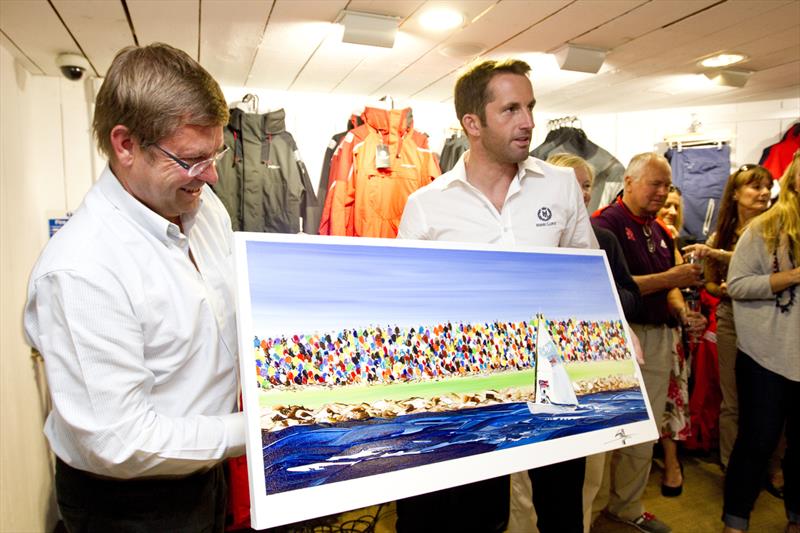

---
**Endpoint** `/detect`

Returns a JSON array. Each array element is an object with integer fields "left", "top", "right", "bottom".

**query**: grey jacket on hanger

[{"left": 214, "top": 108, "right": 316, "bottom": 233}]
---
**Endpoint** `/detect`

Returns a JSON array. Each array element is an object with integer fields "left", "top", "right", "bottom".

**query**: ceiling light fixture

[
  {"left": 419, "top": 8, "right": 464, "bottom": 31},
  {"left": 337, "top": 10, "right": 400, "bottom": 48},
  {"left": 699, "top": 53, "right": 748, "bottom": 68},
  {"left": 704, "top": 68, "right": 753, "bottom": 88},
  {"left": 553, "top": 44, "right": 607, "bottom": 74}
]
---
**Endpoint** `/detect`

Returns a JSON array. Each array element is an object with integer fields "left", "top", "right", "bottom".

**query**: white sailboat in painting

[{"left": 528, "top": 314, "right": 580, "bottom": 414}]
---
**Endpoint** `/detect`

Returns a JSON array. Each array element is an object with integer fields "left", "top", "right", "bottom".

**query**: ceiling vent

[
  {"left": 337, "top": 10, "right": 400, "bottom": 49},
  {"left": 553, "top": 44, "right": 607, "bottom": 74}
]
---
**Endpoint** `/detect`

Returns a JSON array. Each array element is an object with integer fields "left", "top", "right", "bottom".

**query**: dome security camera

[{"left": 55, "top": 53, "right": 90, "bottom": 81}]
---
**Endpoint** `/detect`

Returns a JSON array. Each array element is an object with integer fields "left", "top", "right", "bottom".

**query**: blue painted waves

[{"left": 263, "top": 389, "right": 647, "bottom": 494}]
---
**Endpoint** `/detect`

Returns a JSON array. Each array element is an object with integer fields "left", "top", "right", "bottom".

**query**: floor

[
  {"left": 53, "top": 451, "right": 788, "bottom": 533},
  {"left": 591, "top": 453, "right": 787, "bottom": 533},
  {"left": 322, "top": 451, "right": 788, "bottom": 533}
]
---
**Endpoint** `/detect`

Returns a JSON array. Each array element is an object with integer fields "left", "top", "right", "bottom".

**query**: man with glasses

[
  {"left": 591, "top": 152, "right": 706, "bottom": 533},
  {"left": 24, "top": 43, "right": 242, "bottom": 532}
]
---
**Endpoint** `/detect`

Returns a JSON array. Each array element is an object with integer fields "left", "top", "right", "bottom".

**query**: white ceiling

[{"left": 1, "top": 0, "right": 798, "bottom": 113}]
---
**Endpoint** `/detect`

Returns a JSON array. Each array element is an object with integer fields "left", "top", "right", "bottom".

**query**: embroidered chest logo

[
  {"left": 625, "top": 227, "right": 636, "bottom": 241},
  {"left": 537, "top": 207, "right": 552, "bottom": 222}
]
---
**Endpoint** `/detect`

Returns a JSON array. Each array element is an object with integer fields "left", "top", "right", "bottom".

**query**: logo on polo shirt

[{"left": 537, "top": 207, "right": 552, "bottom": 222}]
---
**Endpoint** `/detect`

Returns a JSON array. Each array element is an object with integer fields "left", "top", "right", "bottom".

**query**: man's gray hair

[{"left": 626, "top": 152, "right": 670, "bottom": 181}]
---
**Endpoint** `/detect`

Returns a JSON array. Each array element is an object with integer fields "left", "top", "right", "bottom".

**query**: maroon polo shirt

[{"left": 592, "top": 197, "right": 676, "bottom": 326}]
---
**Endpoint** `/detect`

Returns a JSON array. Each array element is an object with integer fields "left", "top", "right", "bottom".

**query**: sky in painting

[{"left": 245, "top": 240, "right": 620, "bottom": 336}]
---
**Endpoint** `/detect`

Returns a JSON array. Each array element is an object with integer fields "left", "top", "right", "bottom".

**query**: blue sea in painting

[{"left": 263, "top": 389, "right": 647, "bottom": 494}]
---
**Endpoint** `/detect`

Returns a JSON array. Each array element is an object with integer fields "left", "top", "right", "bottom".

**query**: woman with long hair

[
  {"left": 721, "top": 152, "right": 800, "bottom": 533},
  {"left": 701, "top": 165, "right": 772, "bottom": 469}
]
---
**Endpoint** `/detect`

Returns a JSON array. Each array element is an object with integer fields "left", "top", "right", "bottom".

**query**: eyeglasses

[
  {"left": 642, "top": 224, "right": 655, "bottom": 253},
  {"left": 669, "top": 185, "right": 681, "bottom": 194},
  {"left": 153, "top": 144, "right": 229, "bottom": 177}
]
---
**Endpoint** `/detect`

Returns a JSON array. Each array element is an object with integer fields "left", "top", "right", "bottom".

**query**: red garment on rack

[
  {"left": 318, "top": 107, "right": 440, "bottom": 238},
  {"left": 760, "top": 123, "right": 800, "bottom": 180}
]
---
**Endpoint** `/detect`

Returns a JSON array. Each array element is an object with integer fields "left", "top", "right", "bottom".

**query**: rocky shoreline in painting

[{"left": 261, "top": 374, "right": 640, "bottom": 431}]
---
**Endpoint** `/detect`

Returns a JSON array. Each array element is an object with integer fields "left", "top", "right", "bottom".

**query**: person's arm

[
  {"left": 666, "top": 286, "right": 707, "bottom": 337},
  {"left": 769, "top": 267, "right": 800, "bottom": 293},
  {"left": 26, "top": 269, "right": 245, "bottom": 478},
  {"left": 397, "top": 193, "right": 430, "bottom": 240},
  {"left": 726, "top": 228, "right": 796, "bottom": 300},
  {"left": 595, "top": 228, "right": 642, "bottom": 319},
  {"left": 633, "top": 263, "right": 702, "bottom": 295}
]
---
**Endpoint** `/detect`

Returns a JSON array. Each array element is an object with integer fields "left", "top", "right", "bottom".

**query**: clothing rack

[
  {"left": 230, "top": 93, "right": 259, "bottom": 113},
  {"left": 664, "top": 132, "right": 730, "bottom": 151},
  {"left": 664, "top": 116, "right": 730, "bottom": 151},
  {"left": 547, "top": 116, "right": 582, "bottom": 130}
]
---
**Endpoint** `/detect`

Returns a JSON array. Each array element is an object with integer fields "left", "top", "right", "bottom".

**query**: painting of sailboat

[{"left": 233, "top": 234, "right": 658, "bottom": 529}]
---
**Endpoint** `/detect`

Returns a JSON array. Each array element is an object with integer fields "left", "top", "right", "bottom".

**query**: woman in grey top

[{"left": 721, "top": 151, "right": 800, "bottom": 533}]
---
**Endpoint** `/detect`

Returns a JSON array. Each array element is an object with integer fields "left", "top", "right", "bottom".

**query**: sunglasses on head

[{"left": 642, "top": 224, "right": 656, "bottom": 254}]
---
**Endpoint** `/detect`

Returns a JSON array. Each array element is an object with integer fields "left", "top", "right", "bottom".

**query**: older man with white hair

[{"left": 591, "top": 152, "right": 706, "bottom": 533}]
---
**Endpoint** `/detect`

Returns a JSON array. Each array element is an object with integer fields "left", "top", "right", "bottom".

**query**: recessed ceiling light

[
  {"left": 699, "top": 53, "right": 748, "bottom": 68},
  {"left": 419, "top": 8, "right": 464, "bottom": 31}
]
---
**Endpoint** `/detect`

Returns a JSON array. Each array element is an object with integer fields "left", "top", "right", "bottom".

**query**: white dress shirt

[
  {"left": 398, "top": 153, "right": 598, "bottom": 249},
  {"left": 24, "top": 165, "right": 245, "bottom": 478}
]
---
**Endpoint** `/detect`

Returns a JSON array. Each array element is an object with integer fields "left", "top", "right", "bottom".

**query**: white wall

[{"left": 0, "top": 41, "right": 95, "bottom": 532}]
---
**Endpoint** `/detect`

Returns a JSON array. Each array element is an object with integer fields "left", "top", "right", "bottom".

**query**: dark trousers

[
  {"left": 530, "top": 457, "right": 586, "bottom": 533},
  {"left": 396, "top": 458, "right": 585, "bottom": 533},
  {"left": 723, "top": 350, "right": 799, "bottom": 530},
  {"left": 396, "top": 475, "right": 510, "bottom": 533},
  {"left": 55, "top": 458, "right": 227, "bottom": 533}
]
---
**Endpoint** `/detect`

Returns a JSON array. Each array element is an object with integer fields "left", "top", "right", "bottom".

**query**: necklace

[{"left": 773, "top": 246, "right": 797, "bottom": 314}]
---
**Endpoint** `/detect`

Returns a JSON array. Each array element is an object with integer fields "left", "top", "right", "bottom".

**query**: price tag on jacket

[{"left": 376, "top": 144, "right": 391, "bottom": 169}]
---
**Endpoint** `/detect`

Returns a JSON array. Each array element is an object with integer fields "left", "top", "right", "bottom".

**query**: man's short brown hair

[
  {"left": 93, "top": 43, "right": 228, "bottom": 160},
  {"left": 454, "top": 58, "right": 531, "bottom": 126}
]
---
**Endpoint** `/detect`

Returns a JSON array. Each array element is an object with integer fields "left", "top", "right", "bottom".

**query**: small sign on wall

[{"left": 48, "top": 213, "right": 72, "bottom": 238}]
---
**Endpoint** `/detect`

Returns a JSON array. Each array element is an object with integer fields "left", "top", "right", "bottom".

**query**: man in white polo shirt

[{"left": 397, "top": 58, "right": 596, "bottom": 533}]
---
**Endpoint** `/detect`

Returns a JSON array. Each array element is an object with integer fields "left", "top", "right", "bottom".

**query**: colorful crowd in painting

[{"left": 253, "top": 316, "right": 632, "bottom": 389}]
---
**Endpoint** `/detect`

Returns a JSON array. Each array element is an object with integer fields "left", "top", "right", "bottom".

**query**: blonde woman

[{"left": 721, "top": 152, "right": 800, "bottom": 533}]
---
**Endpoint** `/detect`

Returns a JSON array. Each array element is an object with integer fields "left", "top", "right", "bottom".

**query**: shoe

[
  {"left": 765, "top": 479, "right": 785, "bottom": 499},
  {"left": 661, "top": 462, "right": 683, "bottom": 497},
  {"left": 606, "top": 511, "right": 672, "bottom": 533}
]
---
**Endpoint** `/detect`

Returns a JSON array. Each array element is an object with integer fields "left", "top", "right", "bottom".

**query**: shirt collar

[
  {"left": 443, "top": 151, "right": 545, "bottom": 190},
  {"left": 96, "top": 164, "right": 200, "bottom": 245}
]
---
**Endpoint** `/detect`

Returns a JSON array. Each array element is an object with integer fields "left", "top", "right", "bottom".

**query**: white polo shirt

[{"left": 398, "top": 152, "right": 598, "bottom": 249}]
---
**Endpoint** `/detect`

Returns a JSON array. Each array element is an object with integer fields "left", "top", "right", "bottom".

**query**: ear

[
  {"left": 109, "top": 125, "right": 137, "bottom": 170},
  {"left": 461, "top": 113, "right": 482, "bottom": 138},
  {"left": 624, "top": 174, "right": 633, "bottom": 192}
]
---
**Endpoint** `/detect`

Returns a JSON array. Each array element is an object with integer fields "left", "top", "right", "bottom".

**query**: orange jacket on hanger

[{"left": 319, "top": 107, "right": 440, "bottom": 238}]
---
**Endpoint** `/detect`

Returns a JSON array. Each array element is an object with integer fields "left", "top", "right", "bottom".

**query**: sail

[{"left": 535, "top": 316, "right": 578, "bottom": 406}]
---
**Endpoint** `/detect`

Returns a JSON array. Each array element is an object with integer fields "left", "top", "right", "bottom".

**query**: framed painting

[{"left": 233, "top": 234, "right": 657, "bottom": 529}]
